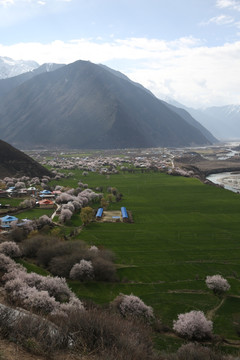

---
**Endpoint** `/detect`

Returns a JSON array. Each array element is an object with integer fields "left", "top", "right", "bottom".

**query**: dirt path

[{"left": 207, "top": 297, "right": 225, "bottom": 320}]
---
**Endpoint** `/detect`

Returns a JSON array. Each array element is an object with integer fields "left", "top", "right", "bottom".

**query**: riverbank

[{"left": 175, "top": 152, "right": 240, "bottom": 182}]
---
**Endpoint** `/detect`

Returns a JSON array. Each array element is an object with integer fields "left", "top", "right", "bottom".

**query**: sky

[{"left": 0, "top": 0, "right": 240, "bottom": 108}]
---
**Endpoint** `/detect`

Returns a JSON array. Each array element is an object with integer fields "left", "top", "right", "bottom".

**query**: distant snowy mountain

[
  {"left": 164, "top": 97, "right": 240, "bottom": 140},
  {"left": 0, "top": 56, "right": 39, "bottom": 79}
]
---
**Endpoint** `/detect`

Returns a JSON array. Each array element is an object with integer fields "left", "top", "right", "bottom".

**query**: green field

[
  {"left": 56, "top": 171, "right": 240, "bottom": 342},
  {"left": 17, "top": 170, "right": 233, "bottom": 352}
]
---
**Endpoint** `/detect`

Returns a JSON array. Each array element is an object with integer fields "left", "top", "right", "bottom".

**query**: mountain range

[
  {"left": 165, "top": 98, "right": 240, "bottom": 141},
  {"left": 0, "top": 58, "right": 217, "bottom": 149},
  {"left": 0, "top": 56, "right": 39, "bottom": 79}
]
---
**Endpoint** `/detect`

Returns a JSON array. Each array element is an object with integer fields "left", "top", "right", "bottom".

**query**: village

[
  {"left": 1, "top": 142, "right": 240, "bottom": 232},
  {"left": 0, "top": 171, "right": 131, "bottom": 233}
]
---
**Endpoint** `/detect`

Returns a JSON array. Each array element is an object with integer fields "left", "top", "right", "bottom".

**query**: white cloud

[
  {"left": 0, "top": 0, "right": 14, "bottom": 6},
  {"left": 206, "top": 14, "right": 235, "bottom": 25},
  {"left": 0, "top": 37, "right": 240, "bottom": 108},
  {"left": 216, "top": 0, "right": 240, "bottom": 11}
]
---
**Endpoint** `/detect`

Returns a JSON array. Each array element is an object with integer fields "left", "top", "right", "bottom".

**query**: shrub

[
  {"left": 38, "top": 276, "right": 71, "bottom": 302},
  {"left": 22, "top": 235, "right": 61, "bottom": 258},
  {"left": 3, "top": 264, "right": 84, "bottom": 316},
  {"left": 80, "top": 206, "right": 93, "bottom": 225},
  {"left": 8, "top": 227, "right": 26, "bottom": 243},
  {"left": 22, "top": 287, "right": 59, "bottom": 314},
  {"left": 51, "top": 308, "right": 156, "bottom": 360},
  {"left": 0, "top": 304, "right": 68, "bottom": 356},
  {"left": 89, "top": 245, "right": 99, "bottom": 253},
  {"left": 206, "top": 274, "right": 230, "bottom": 296},
  {"left": 173, "top": 310, "right": 213, "bottom": 340},
  {"left": 0, "top": 253, "right": 16, "bottom": 272},
  {"left": 49, "top": 255, "right": 80, "bottom": 277},
  {"left": 69, "top": 259, "right": 94, "bottom": 281},
  {"left": 37, "top": 215, "right": 53, "bottom": 227},
  {"left": 0, "top": 241, "right": 22, "bottom": 258},
  {"left": 168, "top": 342, "right": 228, "bottom": 360},
  {"left": 59, "top": 209, "right": 72, "bottom": 223},
  {"left": 37, "top": 240, "right": 86, "bottom": 268},
  {"left": 92, "top": 257, "right": 117, "bottom": 282},
  {"left": 19, "top": 198, "right": 36, "bottom": 209},
  {"left": 112, "top": 293, "right": 154, "bottom": 321}
]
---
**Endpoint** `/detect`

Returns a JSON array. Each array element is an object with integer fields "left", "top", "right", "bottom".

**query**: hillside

[
  {"left": 0, "top": 139, "right": 52, "bottom": 178},
  {"left": 0, "top": 60, "right": 214, "bottom": 149}
]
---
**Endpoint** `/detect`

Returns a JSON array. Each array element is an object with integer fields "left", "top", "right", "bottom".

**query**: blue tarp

[
  {"left": 96, "top": 208, "right": 103, "bottom": 218},
  {"left": 121, "top": 207, "right": 128, "bottom": 218}
]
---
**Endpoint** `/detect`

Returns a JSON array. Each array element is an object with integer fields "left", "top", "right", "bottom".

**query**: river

[{"left": 206, "top": 172, "right": 240, "bottom": 193}]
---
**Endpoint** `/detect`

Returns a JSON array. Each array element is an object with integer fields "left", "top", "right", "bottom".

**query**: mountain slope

[
  {"left": 0, "top": 60, "right": 213, "bottom": 149},
  {"left": 0, "top": 139, "right": 52, "bottom": 178},
  {"left": 162, "top": 100, "right": 218, "bottom": 143}
]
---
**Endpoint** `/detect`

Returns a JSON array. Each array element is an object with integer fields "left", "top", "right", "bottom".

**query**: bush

[
  {"left": 0, "top": 241, "right": 22, "bottom": 258},
  {"left": 0, "top": 253, "right": 16, "bottom": 272},
  {"left": 173, "top": 310, "right": 213, "bottom": 340},
  {"left": 80, "top": 206, "right": 94, "bottom": 225},
  {"left": 112, "top": 293, "right": 154, "bottom": 321},
  {"left": 92, "top": 257, "right": 117, "bottom": 282},
  {"left": 69, "top": 259, "right": 94, "bottom": 281},
  {"left": 167, "top": 342, "right": 229, "bottom": 360},
  {"left": 51, "top": 308, "right": 156, "bottom": 360},
  {"left": 0, "top": 304, "right": 68, "bottom": 356},
  {"left": 3, "top": 264, "right": 84, "bottom": 316},
  {"left": 59, "top": 208, "right": 73, "bottom": 223},
  {"left": 22, "top": 235, "right": 61, "bottom": 259},
  {"left": 38, "top": 275, "right": 71, "bottom": 302},
  {"left": 37, "top": 215, "right": 53, "bottom": 227},
  {"left": 8, "top": 227, "right": 26, "bottom": 243},
  {"left": 206, "top": 274, "right": 230, "bottom": 296}
]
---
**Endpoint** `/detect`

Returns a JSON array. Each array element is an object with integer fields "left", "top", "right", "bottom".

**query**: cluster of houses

[
  {"left": 0, "top": 187, "right": 61, "bottom": 209},
  {"left": 0, "top": 189, "right": 60, "bottom": 231}
]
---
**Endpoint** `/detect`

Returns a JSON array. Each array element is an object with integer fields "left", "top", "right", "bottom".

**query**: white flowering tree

[
  {"left": 0, "top": 241, "right": 22, "bottom": 258},
  {"left": 59, "top": 209, "right": 72, "bottom": 223},
  {"left": 69, "top": 259, "right": 94, "bottom": 281},
  {"left": 113, "top": 293, "right": 154, "bottom": 321},
  {"left": 206, "top": 274, "right": 230, "bottom": 296},
  {"left": 173, "top": 310, "right": 213, "bottom": 340}
]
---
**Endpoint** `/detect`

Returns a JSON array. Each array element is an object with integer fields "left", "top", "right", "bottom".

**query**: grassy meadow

[{"left": 32, "top": 170, "right": 240, "bottom": 350}]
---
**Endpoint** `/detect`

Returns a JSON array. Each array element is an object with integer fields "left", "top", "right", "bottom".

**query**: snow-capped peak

[{"left": 0, "top": 56, "right": 39, "bottom": 79}]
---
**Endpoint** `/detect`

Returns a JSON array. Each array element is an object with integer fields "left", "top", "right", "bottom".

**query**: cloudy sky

[{"left": 0, "top": 0, "right": 240, "bottom": 108}]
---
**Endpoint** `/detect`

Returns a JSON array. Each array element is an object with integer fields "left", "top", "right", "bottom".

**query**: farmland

[{"left": 48, "top": 168, "right": 240, "bottom": 350}]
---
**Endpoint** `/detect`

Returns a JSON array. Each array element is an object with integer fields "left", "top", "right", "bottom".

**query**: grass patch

[{"left": 17, "top": 259, "right": 50, "bottom": 276}]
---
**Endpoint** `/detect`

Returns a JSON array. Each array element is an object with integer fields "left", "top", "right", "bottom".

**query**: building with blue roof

[{"left": 0, "top": 215, "right": 18, "bottom": 229}]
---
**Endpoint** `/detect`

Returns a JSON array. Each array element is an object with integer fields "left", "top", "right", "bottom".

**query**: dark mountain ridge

[
  {"left": 0, "top": 60, "right": 216, "bottom": 149},
  {"left": 0, "top": 139, "right": 52, "bottom": 178}
]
